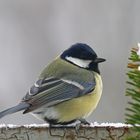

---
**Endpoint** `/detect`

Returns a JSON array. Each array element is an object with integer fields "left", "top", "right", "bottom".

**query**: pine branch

[{"left": 125, "top": 44, "right": 140, "bottom": 139}]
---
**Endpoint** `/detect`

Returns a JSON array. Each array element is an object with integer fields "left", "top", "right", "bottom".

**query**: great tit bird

[{"left": 0, "top": 43, "right": 105, "bottom": 125}]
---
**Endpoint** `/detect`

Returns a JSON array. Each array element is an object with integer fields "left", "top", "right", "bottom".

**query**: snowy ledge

[{"left": 0, "top": 123, "right": 137, "bottom": 140}]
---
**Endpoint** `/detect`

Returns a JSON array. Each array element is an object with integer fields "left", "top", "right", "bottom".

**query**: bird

[{"left": 0, "top": 43, "right": 105, "bottom": 126}]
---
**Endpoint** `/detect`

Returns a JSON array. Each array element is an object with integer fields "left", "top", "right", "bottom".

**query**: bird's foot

[
  {"left": 79, "top": 118, "right": 90, "bottom": 125},
  {"left": 75, "top": 119, "right": 90, "bottom": 134}
]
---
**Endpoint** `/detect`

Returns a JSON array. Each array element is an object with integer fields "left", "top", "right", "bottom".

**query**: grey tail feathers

[{"left": 0, "top": 102, "right": 30, "bottom": 119}]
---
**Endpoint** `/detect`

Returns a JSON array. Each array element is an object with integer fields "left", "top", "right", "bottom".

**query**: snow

[
  {"left": 89, "top": 122, "right": 132, "bottom": 127},
  {"left": 0, "top": 123, "right": 49, "bottom": 128},
  {"left": 0, "top": 122, "right": 133, "bottom": 128}
]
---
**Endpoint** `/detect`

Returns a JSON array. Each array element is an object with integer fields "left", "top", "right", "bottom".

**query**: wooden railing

[{"left": 0, "top": 123, "right": 136, "bottom": 140}]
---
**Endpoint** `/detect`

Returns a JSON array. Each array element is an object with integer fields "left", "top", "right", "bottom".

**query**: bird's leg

[
  {"left": 79, "top": 118, "right": 90, "bottom": 125},
  {"left": 48, "top": 123, "right": 57, "bottom": 136},
  {"left": 75, "top": 118, "right": 90, "bottom": 134},
  {"left": 49, "top": 123, "right": 54, "bottom": 128}
]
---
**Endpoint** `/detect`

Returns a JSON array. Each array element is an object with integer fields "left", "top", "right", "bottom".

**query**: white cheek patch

[{"left": 66, "top": 56, "right": 92, "bottom": 68}]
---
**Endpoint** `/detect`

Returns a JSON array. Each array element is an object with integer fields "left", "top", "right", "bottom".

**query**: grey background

[{"left": 0, "top": 0, "right": 139, "bottom": 125}]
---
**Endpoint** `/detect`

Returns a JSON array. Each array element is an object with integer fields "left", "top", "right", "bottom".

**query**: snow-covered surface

[
  {"left": 0, "top": 122, "right": 134, "bottom": 128},
  {"left": 0, "top": 123, "right": 49, "bottom": 128},
  {"left": 90, "top": 122, "right": 133, "bottom": 127}
]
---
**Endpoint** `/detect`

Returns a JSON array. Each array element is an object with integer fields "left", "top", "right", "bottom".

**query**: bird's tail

[{"left": 0, "top": 102, "right": 30, "bottom": 119}]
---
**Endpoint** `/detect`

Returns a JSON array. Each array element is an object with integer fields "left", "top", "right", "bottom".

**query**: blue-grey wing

[{"left": 23, "top": 77, "right": 96, "bottom": 113}]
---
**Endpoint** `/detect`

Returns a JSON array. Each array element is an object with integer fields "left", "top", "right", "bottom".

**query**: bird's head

[{"left": 61, "top": 43, "right": 106, "bottom": 73}]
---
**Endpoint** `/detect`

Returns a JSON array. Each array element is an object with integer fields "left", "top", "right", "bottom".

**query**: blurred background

[{"left": 0, "top": 0, "right": 139, "bottom": 124}]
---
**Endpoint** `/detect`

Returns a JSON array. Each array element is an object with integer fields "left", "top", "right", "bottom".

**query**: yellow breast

[{"left": 55, "top": 72, "right": 103, "bottom": 123}]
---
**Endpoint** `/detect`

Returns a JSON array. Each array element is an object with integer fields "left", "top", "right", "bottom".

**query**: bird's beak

[{"left": 94, "top": 57, "right": 106, "bottom": 63}]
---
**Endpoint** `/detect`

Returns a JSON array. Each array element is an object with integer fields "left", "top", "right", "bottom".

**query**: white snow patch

[
  {"left": 0, "top": 123, "right": 49, "bottom": 128},
  {"left": 0, "top": 122, "right": 135, "bottom": 128},
  {"left": 24, "top": 123, "right": 49, "bottom": 128},
  {"left": 0, "top": 124, "right": 18, "bottom": 129},
  {"left": 89, "top": 122, "right": 133, "bottom": 128}
]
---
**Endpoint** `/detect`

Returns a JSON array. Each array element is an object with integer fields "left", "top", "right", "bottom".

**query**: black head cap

[{"left": 61, "top": 43, "right": 97, "bottom": 60}]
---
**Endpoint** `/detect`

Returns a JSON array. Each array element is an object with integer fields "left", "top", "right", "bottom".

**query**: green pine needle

[{"left": 125, "top": 46, "right": 140, "bottom": 139}]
